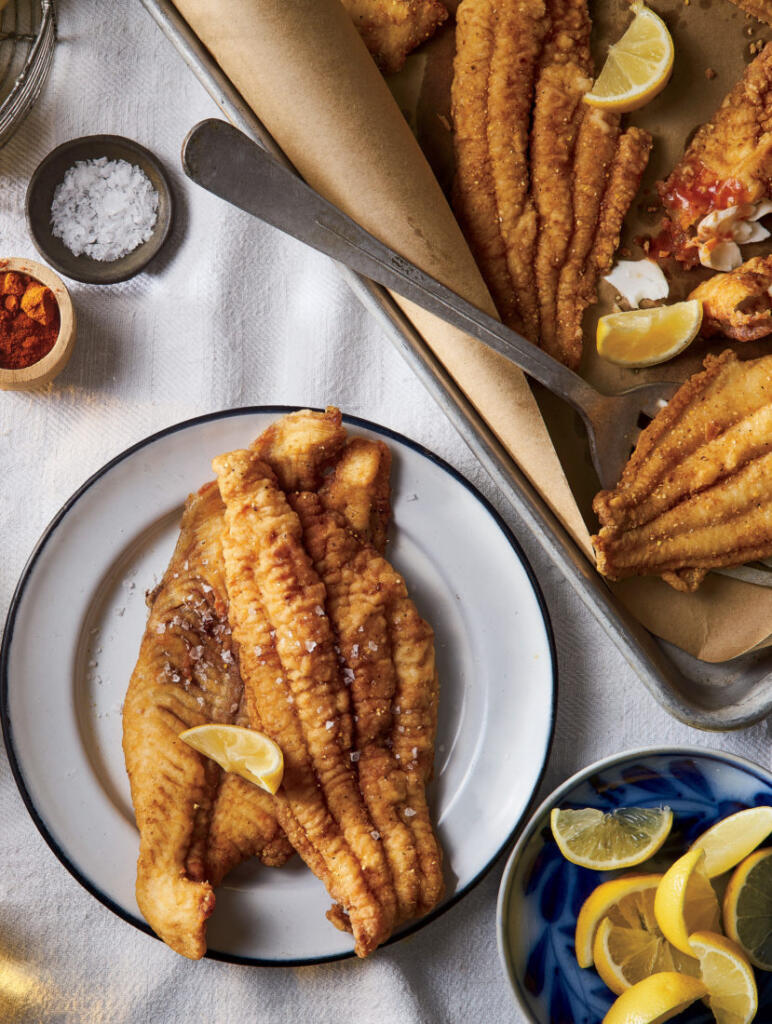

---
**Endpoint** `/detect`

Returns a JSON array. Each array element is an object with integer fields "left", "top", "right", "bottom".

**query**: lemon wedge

[
  {"left": 585, "top": 2, "right": 674, "bottom": 113},
  {"left": 576, "top": 874, "right": 663, "bottom": 969},
  {"left": 689, "top": 806, "right": 772, "bottom": 878},
  {"left": 689, "top": 931, "right": 758, "bottom": 1024},
  {"left": 602, "top": 972, "right": 707, "bottom": 1024},
  {"left": 723, "top": 847, "right": 772, "bottom": 971},
  {"left": 592, "top": 898, "right": 700, "bottom": 995},
  {"left": 179, "top": 723, "right": 284, "bottom": 794},
  {"left": 596, "top": 301, "right": 702, "bottom": 368},
  {"left": 551, "top": 806, "right": 673, "bottom": 871},
  {"left": 654, "top": 848, "right": 721, "bottom": 956}
]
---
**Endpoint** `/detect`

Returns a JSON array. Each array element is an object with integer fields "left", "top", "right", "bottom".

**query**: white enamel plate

[{"left": 1, "top": 409, "right": 555, "bottom": 964}]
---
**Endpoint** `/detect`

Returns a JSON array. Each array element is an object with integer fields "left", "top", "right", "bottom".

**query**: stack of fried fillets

[
  {"left": 122, "top": 408, "right": 443, "bottom": 959},
  {"left": 451, "top": 0, "right": 652, "bottom": 368}
]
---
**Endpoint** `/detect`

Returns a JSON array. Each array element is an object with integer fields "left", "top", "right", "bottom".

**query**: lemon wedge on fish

[
  {"left": 179, "top": 724, "right": 284, "bottom": 794},
  {"left": 596, "top": 301, "right": 702, "bottom": 367},
  {"left": 585, "top": 2, "right": 674, "bottom": 113}
]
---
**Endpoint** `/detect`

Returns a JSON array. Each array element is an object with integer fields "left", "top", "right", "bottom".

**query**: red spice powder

[{"left": 0, "top": 271, "right": 60, "bottom": 370}]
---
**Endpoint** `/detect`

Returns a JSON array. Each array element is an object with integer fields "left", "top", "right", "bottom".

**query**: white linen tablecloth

[{"left": 0, "top": 2, "right": 769, "bottom": 1021}]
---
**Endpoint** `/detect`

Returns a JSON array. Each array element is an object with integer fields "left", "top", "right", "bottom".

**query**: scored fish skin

[
  {"left": 122, "top": 483, "right": 291, "bottom": 960},
  {"left": 290, "top": 490, "right": 443, "bottom": 924},
  {"left": 592, "top": 350, "right": 772, "bottom": 591},
  {"left": 213, "top": 449, "right": 398, "bottom": 957}
]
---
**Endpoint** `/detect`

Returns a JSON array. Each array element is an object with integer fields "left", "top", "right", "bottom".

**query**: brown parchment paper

[{"left": 172, "top": 0, "right": 772, "bottom": 663}]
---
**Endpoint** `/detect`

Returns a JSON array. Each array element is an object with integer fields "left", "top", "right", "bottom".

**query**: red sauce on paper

[{"left": 0, "top": 271, "right": 60, "bottom": 370}]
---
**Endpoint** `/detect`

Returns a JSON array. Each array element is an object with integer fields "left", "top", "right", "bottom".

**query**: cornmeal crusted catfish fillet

[
  {"left": 122, "top": 483, "right": 291, "bottom": 960},
  {"left": 689, "top": 255, "right": 772, "bottom": 341},
  {"left": 657, "top": 43, "right": 772, "bottom": 265},
  {"left": 341, "top": 0, "right": 448, "bottom": 74},
  {"left": 592, "top": 350, "right": 772, "bottom": 591},
  {"left": 290, "top": 490, "right": 443, "bottom": 922},
  {"left": 319, "top": 436, "right": 393, "bottom": 554},
  {"left": 213, "top": 450, "right": 398, "bottom": 957}
]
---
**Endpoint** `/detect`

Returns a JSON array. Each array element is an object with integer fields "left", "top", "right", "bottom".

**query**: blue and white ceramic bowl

[{"left": 497, "top": 747, "right": 772, "bottom": 1024}]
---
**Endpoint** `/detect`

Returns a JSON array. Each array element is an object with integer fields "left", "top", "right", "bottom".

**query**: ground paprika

[{"left": 0, "top": 271, "right": 60, "bottom": 370}]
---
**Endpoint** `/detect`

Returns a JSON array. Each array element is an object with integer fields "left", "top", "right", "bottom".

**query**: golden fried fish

[
  {"left": 593, "top": 350, "right": 772, "bottom": 591},
  {"left": 341, "top": 0, "right": 448, "bottom": 74},
  {"left": 451, "top": 0, "right": 651, "bottom": 367},
  {"left": 213, "top": 449, "right": 398, "bottom": 957},
  {"left": 657, "top": 43, "right": 772, "bottom": 266},
  {"left": 689, "top": 254, "right": 772, "bottom": 341},
  {"left": 290, "top": 489, "right": 442, "bottom": 923},
  {"left": 122, "top": 483, "right": 291, "bottom": 960}
]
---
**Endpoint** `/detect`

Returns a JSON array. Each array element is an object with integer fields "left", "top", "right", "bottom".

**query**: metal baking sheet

[{"left": 141, "top": 0, "right": 772, "bottom": 731}]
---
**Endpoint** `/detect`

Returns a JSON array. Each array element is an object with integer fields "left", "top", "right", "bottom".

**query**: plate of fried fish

[{"left": 1, "top": 406, "right": 556, "bottom": 963}]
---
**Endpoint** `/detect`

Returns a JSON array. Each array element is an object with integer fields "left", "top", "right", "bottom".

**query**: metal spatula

[{"left": 182, "top": 118, "right": 677, "bottom": 490}]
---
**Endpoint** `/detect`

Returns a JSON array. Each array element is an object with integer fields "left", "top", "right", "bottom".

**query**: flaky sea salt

[{"left": 50, "top": 157, "right": 159, "bottom": 261}]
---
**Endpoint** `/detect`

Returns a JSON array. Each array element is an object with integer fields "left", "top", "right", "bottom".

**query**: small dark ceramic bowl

[
  {"left": 25, "top": 134, "right": 173, "bottom": 285},
  {"left": 497, "top": 746, "right": 772, "bottom": 1024}
]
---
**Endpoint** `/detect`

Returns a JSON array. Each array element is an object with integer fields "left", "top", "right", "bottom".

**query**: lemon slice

[
  {"left": 689, "top": 806, "right": 772, "bottom": 878},
  {"left": 689, "top": 931, "right": 758, "bottom": 1024},
  {"left": 585, "top": 2, "right": 674, "bottom": 113},
  {"left": 592, "top": 898, "right": 700, "bottom": 994},
  {"left": 550, "top": 806, "right": 673, "bottom": 871},
  {"left": 602, "top": 972, "right": 707, "bottom": 1024},
  {"left": 179, "top": 724, "right": 284, "bottom": 794},
  {"left": 723, "top": 847, "right": 772, "bottom": 970},
  {"left": 654, "top": 848, "right": 721, "bottom": 956},
  {"left": 576, "top": 874, "right": 663, "bottom": 968},
  {"left": 596, "top": 301, "right": 702, "bottom": 368}
]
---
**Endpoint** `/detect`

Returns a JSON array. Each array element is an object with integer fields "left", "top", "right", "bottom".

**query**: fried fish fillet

[
  {"left": 531, "top": 0, "right": 592, "bottom": 360},
  {"left": 689, "top": 254, "right": 772, "bottom": 340},
  {"left": 452, "top": 0, "right": 523, "bottom": 330},
  {"left": 122, "top": 483, "right": 291, "bottom": 960},
  {"left": 319, "top": 436, "right": 393, "bottom": 554},
  {"left": 341, "top": 0, "right": 449, "bottom": 74},
  {"left": 725, "top": 0, "right": 772, "bottom": 28},
  {"left": 593, "top": 350, "right": 772, "bottom": 591},
  {"left": 213, "top": 449, "right": 398, "bottom": 956},
  {"left": 290, "top": 489, "right": 442, "bottom": 923},
  {"left": 657, "top": 43, "right": 772, "bottom": 265},
  {"left": 553, "top": 126, "right": 651, "bottom": 366},
  {"left": 452, "top": 0, "right": 650, "bottom": 366}
]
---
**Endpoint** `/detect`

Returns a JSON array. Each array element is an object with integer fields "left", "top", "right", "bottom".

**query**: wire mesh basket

[{"left": 0, "top": 0, "right": 55, "bottom": 147}]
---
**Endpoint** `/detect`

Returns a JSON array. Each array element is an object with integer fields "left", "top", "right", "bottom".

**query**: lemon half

[
  {"left": 551, "top": 806, "right": 673, "bottom": 871},
  {"left": 180, "top": 723, "right": 284, "bottom": 794},
  {"left": 596, "top": 301, "right": 702, "bottom": 368},
  {"left": 585, "top": 2, "right": 674, "bottom": 113}
]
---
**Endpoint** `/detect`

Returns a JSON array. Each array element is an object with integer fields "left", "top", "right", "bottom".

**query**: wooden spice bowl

[{"left": 0, "top": 258, "right": 76, "bottom": 390}]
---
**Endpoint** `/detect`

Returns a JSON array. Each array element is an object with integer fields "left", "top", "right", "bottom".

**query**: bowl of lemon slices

[{"left": 497, "top": 747, "right": 772, "bottom": 1024}]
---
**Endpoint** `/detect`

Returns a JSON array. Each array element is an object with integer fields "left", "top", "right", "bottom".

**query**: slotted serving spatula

[{"left": 182, "top": 118, "right": 677, "bottom": 490}]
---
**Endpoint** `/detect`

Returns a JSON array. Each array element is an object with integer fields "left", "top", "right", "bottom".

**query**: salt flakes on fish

[{"left": 50, "top": 157, "right": 159, "bottom": 262}]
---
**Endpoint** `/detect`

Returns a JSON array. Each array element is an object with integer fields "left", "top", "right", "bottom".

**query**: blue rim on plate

[
  {"left": 1, "top": 406, "right": 557, "bottom": 966},
  {"left": 497, "top": 746, "right": 772, "bottom": 1024}
]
